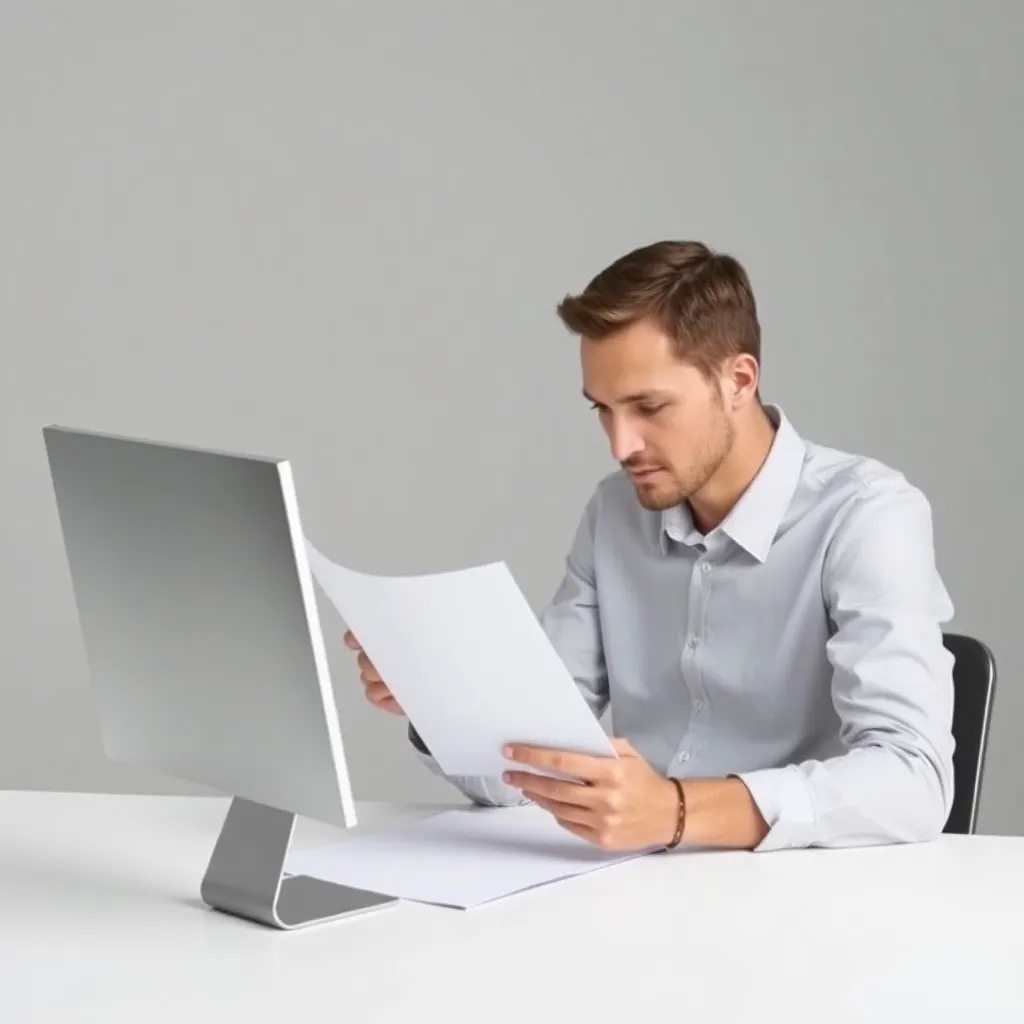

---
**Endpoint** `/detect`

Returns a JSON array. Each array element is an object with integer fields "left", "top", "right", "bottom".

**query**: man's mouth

[{"left": 628, "top": 466, "right": 663, "bottom": 480}]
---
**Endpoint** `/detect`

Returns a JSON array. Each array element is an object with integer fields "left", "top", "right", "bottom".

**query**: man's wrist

[
  {"left": 656, "top": 775, "right": 684, "bottom": 847},
  {"left": 676, "top": 776, "right": 769, "bottom": 849},
  {"left": 663, "top": 775, "right": 686, "bottom": 848}
]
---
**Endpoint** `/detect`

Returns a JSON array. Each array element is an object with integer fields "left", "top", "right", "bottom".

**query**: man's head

[{"left": 556, "top": 240, "right": 763, "bottom": 512}]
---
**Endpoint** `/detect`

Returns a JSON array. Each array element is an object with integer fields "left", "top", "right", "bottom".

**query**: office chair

[{"left": 943, "top": 632, "right": 997, "bottom": 835}]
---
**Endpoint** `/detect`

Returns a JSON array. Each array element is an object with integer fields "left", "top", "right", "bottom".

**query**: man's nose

[{"left": 607, "top": 419, "right": 645, "bottom": 463}]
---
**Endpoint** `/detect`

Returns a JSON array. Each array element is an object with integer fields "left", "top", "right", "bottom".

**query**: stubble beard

[{"left": 632, "top": 413, "right": 735, "bottom": 512}]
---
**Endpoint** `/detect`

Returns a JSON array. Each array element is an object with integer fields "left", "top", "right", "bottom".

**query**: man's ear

[{"left": 726, "top": 354, "right": 759, "bottom": 405}]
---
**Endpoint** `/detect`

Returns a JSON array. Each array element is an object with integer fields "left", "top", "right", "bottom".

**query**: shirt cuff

[
  {"left": 734, "top": 766, "right": 818, "bottom": 852},
  {"left": 408, "top": 723, "right": 430, "bottom": 755}
]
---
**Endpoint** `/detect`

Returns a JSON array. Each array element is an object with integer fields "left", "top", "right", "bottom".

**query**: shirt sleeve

[
  {"left": 406, "top": 490, "right": 610, "bottom": 806},
  {"left": 737, "top": 476, "right": 956, "bottom": 851},
  {"left": 536, "top": 490, "right": 610, "bottom": 720}
]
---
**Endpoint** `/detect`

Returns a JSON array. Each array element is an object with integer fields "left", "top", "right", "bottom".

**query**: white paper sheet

[
  {"left": 303, "top": 539, "right": 616, "bottom": 779},
  {"left": 285, "top": 805, "right": 652, "bottom": 908}
]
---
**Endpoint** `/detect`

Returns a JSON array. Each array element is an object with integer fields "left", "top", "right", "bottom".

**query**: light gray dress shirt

[{"left": 411, "top": 405, "right": 956, "bottom": 852}]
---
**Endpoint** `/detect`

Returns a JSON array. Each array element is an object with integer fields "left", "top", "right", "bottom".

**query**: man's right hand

[{"left": 343, "top": 630, "right": 405, "bottom": 716}]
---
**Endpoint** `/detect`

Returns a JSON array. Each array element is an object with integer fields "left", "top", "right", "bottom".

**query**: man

[{"left": 345, "top": 239, "right": 956, "bottom": 854}]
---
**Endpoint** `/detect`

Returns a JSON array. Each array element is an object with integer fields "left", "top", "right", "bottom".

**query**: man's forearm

[
  {"left": 414, "top": 723, "right": 768, "bottom": 846},
  {"left": 678, "top": 776, "right": 769, "bottom": 850}
]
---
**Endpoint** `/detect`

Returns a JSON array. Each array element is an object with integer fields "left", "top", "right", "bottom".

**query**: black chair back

[{"left": 943, "top": 632, "right": 996, "bottom": 834}]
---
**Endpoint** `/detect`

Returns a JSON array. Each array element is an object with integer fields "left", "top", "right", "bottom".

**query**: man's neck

[{"left": 688, "top": 404, "right": 778, "bottom": 534}]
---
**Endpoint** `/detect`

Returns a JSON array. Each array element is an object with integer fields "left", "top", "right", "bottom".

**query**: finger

[
  {"left": 357, "top": 651, "right": 381, "bottom": 682},
  {"left": 552, "top": 816, "right": 601, "bottom": 845},
  {"left": 369, "top": 692, "right": 403, "bottom": 715},
  {"left": 365, "top": 680, "right": 396, "bottom": 706},
  {"left": 529, "top": 793, "right": 597, "bottom": 829},
  {"left": 550, "top": 813, "right": 620, "bottom": 850},
  {"left": 503, "top": 745, "right": 615, "bottom": 783},
  {"left": 502, "top": 770, "right": 597, "bottom": 809},
  {"left": 610, "top": 737, "right": 638, "bottom": 756},
  {"left": 343, "top": 630, "right": 361, "bottom": 650}
]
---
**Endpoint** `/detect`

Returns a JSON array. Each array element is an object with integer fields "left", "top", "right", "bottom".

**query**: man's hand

[
  {"left": 343, "top": 631, "right": 405, "bottom": 716},
  {"left": 502, "top": 738, "right": 679, "bottom": 851}
]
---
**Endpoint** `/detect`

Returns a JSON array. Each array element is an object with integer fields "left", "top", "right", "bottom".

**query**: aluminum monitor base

[{"left": 200, "top": 796, "right": 398, "bottom": 929}]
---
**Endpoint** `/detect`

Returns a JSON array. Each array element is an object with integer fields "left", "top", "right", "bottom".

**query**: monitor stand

[{"left": 200, "top": 796, "right": 398, "bottom": 929}]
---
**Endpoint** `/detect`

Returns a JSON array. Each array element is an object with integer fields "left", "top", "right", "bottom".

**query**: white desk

[{"left": 1, "top": 792, "right": 1022, "bottom": 1023}]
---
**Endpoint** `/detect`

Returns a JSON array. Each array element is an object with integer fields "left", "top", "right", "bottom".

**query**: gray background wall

[{"left": 2, "top": 1, "right": 1021, "bottom": 833}]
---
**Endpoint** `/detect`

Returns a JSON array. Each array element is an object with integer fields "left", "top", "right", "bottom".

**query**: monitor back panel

[{"left": 42, "top": 426, "right": 356, "bottom": 828}]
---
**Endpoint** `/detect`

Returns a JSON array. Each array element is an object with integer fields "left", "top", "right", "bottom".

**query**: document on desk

[
  {"left": 303, "top": 539, "right": 616, "bottom": 778},
  {"left": 285, "top": 804, "right": 653, "bottom": 908}
]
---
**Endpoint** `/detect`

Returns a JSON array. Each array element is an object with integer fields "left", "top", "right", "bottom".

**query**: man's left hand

[{"left": 502, "top": 738, "right": 679, "bottom": 851}]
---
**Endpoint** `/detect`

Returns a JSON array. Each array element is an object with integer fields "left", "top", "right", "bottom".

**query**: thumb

[{"left": 610, "top": 737, "right": 638, "bottom": 756}]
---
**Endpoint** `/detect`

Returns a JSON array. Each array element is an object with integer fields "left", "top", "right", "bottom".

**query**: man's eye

[{"left": 637, "top": 404, "right": 666, "bottom": 416}]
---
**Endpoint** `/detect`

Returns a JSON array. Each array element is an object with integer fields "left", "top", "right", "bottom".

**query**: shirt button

[
  {"left": 694, "top": 699, "right": 703, "bottom": 711},
  {"left": 701, "top": 563, "right": 712, "bottom": 574},
  {"left": 687, "top": 637, "right": 698, "bottom": 649},
  {"left": 678, "top": 751, "right": 691, "bottom": 762}
]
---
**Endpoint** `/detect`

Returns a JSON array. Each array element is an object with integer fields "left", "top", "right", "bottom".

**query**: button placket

[
  {"left": 688, "top": 553, "right": 715, "bottom": 752},
  {"left": 676, "top": 552, "right": 710, "bottom": 766}
]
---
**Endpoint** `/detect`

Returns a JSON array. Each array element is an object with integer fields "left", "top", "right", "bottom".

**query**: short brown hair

[{"left": 556, "top": 240, "right": 760, "bottom": 380}]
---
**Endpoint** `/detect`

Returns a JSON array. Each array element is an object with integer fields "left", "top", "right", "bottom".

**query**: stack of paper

[{"left": 285, "top": 805, "right": 653, "bottom": 908}]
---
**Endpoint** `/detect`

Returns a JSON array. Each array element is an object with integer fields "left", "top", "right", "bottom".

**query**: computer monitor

[{"left": 41, "top": 424, "right": 397, "bottom": 929}]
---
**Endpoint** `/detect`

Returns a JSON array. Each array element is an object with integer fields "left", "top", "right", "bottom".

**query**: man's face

[{"left": 580, "top": 318, "right": 736, "bottom": 511}]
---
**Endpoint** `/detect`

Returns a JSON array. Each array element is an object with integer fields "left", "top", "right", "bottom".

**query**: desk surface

[{"left": 2, "top": 791, "right": 1022, "bottom": 1023}]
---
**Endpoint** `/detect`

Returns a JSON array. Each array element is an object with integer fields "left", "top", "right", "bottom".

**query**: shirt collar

[{"left": 660, "top": 404, "right": 806, "bottom": 563}]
